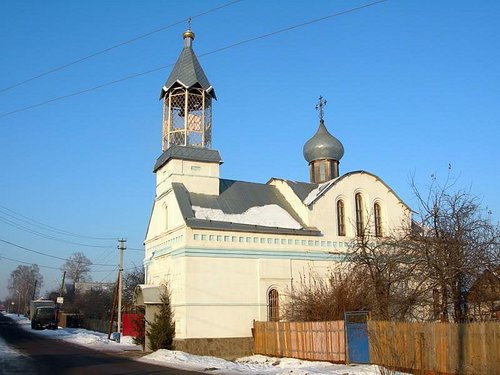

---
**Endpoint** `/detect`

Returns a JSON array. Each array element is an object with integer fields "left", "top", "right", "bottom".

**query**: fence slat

[{"left": 254, "top": 320, "right": 345, "bottom": 363}]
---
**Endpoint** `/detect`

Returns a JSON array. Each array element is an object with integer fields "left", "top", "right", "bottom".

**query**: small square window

[
  {"left": 314, "top": 241, "right": 319, "bottom": 246},
  {"left": 267, "top": 238, "right": 273, "bottom": 244},
  {"left": 194, "top": 234, "right": 200, "bottom": 240},
  {"left": 288, "top": 239, "right": 293, "bottom": 245},
  {"left": 295, "top": 240, "right": 300, "bottom": 245},
  {"left": 308, "top": 240, "right": 313, "bottom": 246},
  {"left": 253, "top": 237, "right": 259, "bottom": 243},
  {"left": 301, "top": 240, "right": 307, "bottom": 246},
  {"left": 217, "top": 235, "right": 222, "bottom": 241},
  {"left": 281, "top": 239, "right": 286, "bottom": 245},
  {"left": 260, "top": 238, "right": 266, "bottom": 244},
  {"left": 232, "top": 236, "right": 237, "bottom": 242},
  {"left": 239, "top": 237, "right": 244, "bottom": 243},
  {"left": 327, "top": 241, "right": 332, "bottom": 247},
  {"left": 224, "top": 236, "right": 230, "bottom": 242},
  {"left": 246, "top": 237, "right": 251, "bottom": 243},
  {"left": 274, "top": 239, "right": 280, "bottom": 244},
  {"left": 209, "top": 235, "right": 215, "bottom": 241},
  {"left": 201, "top": 235, "right": 207, "bottom": 241},
  {"left": 321, "top": 241, "right": 325, "bottom": 247}
]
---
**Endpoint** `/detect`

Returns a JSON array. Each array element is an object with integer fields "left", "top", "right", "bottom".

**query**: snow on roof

[
  {"left": 303, "top": 177, "right": 340, "bottom": 206},
  {"left": 192, "top": 204, "right": 303, "bottom": 230}
]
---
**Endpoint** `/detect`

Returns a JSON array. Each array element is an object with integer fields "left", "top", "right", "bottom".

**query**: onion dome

[{"left": 303, "top": 120, "right": 344, "bottom": 163}]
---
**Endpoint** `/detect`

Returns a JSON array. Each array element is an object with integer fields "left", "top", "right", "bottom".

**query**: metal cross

[
  {"left": 315, "top": 96, "right": 327, "bottom": 121},
  {"left": 187, "top": 16, "right": 191, "bottom": 30}
]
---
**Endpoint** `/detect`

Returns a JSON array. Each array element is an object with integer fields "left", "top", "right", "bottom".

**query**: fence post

[{"left": 419, "top": 332, "right": 425, "bottom": 375}]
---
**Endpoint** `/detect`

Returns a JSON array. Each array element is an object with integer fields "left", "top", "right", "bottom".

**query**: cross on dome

[{"left": 315, "top": 96, "right": 327, "bottom": 122}]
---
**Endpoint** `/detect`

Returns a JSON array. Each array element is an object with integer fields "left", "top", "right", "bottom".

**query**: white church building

[{"left": 136, "top": 27, "right": 410, "bottom": 357}]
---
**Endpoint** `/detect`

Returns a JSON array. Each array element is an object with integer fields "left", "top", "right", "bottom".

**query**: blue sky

[{"left": 0, "top": 0, "right": 499, "bottom": 299}]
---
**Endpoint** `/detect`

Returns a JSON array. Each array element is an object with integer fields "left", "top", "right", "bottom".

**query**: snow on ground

[
  {"left": 2, "top": 312, "right": 407, "bottom": 374},
  {"left": 139, "top": 350, "right": 387, "bottom": 374},
  {"left": 3, "top": 313, "right": 138, "bottom": 352},
  {"left": 192, "top": 204, "right": 303, "bottom": 229}
]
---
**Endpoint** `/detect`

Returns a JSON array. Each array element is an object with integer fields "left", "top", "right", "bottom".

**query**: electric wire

[
  {"left": 0, "top": 204, "right": 116, "bottom": 240},
  {"left": 0, "top": 238, "right": 116, "bottom": 266},
  {"left": 0, "top": 216, "right": 114, "bottom": 249},
  {"left": 0, "top": 204, "right": 144, "bottom": 251},
  {"left": 0, "top": 0, "right": 388, "bottom": 119},
  {"left": 0, "top": 254, "right": 124, "bottom": 273},
  {"left": 0, "top": 254, "right": 61, "bottom": 270},
  {"left": 0, "top": 0, "right": 243, "bottom": 95}
]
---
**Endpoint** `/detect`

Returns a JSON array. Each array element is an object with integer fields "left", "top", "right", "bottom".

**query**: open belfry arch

[{"left": 139, "top": 23, "right": 412, "bottom": 358}]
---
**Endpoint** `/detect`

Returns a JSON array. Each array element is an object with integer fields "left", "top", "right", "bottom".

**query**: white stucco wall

[{"left": 143, "top": 169, "right": 410, "bottom": 340}]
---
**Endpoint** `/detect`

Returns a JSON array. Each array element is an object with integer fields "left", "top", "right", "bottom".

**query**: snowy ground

[{"left": 1, "top": 312, "right": 405, "bottom": 374}]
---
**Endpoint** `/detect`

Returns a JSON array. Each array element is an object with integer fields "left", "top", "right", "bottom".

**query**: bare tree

[
  {"left": 61, "top": 252, "right": 92, "bottom": 283},
  {"left": 346, "top": 215, "right": 429, "bottom": 321},
  {"left": 410, "top": 175, "right": 499, "bottom": 322},
  {"left": 283, "top": 270, "right": 372, "bottom": 321},
  {"left": 7, "top": 264, "right": 43, "bottom": 314},
  {"left": 122, "top": 266, "right": 144, "bottom": 310}
]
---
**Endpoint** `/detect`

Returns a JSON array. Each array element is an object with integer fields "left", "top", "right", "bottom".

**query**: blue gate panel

[{"left": 346, "top": 322, "right": 370, "bottom": 364}]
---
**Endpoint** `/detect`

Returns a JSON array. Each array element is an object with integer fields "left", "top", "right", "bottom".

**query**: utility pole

[
  {"left": 117, "top": 238, "right": 126, "bottom": 338},
  {"left": 59, "top": 271, "right": 66, "bottom": 298}
]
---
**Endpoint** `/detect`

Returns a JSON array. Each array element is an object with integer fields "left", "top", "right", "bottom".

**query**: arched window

[
  {"left": 374, "top": 203, "right": 382, "bottom": 237},
  {"left": 337, "top": 200, "right": 346, "bottom": 236},
  {"left": 164, "top": 205, "right": 169, "bottom": 231},
  {"left": 355, "top": 193, "right": 364, "bottom": 236},
  {"left": 268, "top": 288, "right": 279, "bottom": 322}
]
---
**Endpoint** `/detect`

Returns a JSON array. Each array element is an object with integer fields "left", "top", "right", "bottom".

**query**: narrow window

[
  {"left": 337, "top": 200, "right": 346, "bottom": 236},
  {"left": 355, "top": 193, "right": 364, "bottom": 236},
  {"left": 164, "top": 206, "right": 169, "bottom": 231},
  {"left": 268, "top": 289, "right": 279, "bottom": 322},
  {"left": 319, "top": 161, "right": 326, "bottom": 182},
  {"left": 374, "top": 203, "right": 383, "bottom": 237}
]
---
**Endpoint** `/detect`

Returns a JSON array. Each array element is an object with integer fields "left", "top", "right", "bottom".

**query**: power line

[
  {"left": 0, "top": 238, "right": 116, "bottom": 266},
  {"left": 0, "top": 0, "right": 388, "bottom": 119},
  {"left": 0, "top": 0, "right": 243, "bottom": 95},
  {"left": 0, "top": 254, "right": 122, "bottom": 273},
  {"left": 0, "top": 253, "right": 61, "bottom": 270},
  {"left": 0, "top": 204, "right": 116, "bottom": 240},
  {"left": 0, "top": 215, "right": 115, "bottom": 249}
]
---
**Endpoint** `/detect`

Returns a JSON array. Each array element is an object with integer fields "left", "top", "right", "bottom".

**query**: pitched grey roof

[
  {"left": 160, "top": 45, "right": 216, "bottom": 100},
  {"left": 154, "top": 145, "right": 222, "bottom": 172},
  {"left": 283, "top": 180, "right": 318, "bottom": 201},
  {"left": 172, "top": 180, "right": 321, "bottom": 236},
  {"left": 284, "top": 170, "right": 411, "bottom": 211}
]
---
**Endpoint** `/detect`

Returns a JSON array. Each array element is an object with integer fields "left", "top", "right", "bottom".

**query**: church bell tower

[
  {"left": 160, "top": 23, "right": 216, "bottom": 151},
  {"left": 153, "top": 24, "right": 222, "bottom": 197}
]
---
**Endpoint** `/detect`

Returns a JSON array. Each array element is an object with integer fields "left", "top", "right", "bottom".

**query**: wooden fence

[
  {"left": 253, "top": 320, "right": 345, "bottom": 362},
  {"left": 368, "top": 321, "right": 500, "bottom": 375}
]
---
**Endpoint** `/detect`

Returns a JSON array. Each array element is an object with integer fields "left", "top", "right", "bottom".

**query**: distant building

[
  {"left": 135, "top": 27, "right": 410, "bottom": 356},
  {"left": 467, "top": 268, "right": 500, "bottom": 321},
  {"left": 74, "top": 282, "right": 114, "bottom": 294}
]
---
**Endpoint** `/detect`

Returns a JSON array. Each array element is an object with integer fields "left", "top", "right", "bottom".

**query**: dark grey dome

[{"left": 303, "top": 121, "right": 344, "bottom": 163}]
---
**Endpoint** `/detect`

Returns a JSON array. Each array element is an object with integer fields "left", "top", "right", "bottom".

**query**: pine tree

[{"left": 146, "top": 284, "right": 175, "bottom": 351}]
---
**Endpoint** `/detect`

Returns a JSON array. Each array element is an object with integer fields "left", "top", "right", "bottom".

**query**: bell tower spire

[{"left": 160, "top": 22, "right": 216, "bottom": 152}]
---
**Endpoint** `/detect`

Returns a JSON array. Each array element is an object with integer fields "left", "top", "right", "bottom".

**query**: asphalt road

[{"left": 0, "top": 314, "right": 203, "bottom": 375}]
